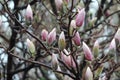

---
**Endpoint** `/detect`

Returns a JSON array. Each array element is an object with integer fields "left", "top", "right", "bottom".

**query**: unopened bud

[
  {"left": 41, "top": 29, "right": 48, "bottom": 41},
  {"left": 72, "top": 31, "right": 81, "bottom": 46},
  {"left": 58, "top": 31, "right": 66, "bottom": 50},
  {"left": 83, "top": 42, "right": 93, "bottom": 61},
  {"left": 25, "top": 4, "right": 33, "bottom": 20},
  {"left": 47, "top": 28, "right": 56, "bottom": 45},
  {"left": 76, "top": 8, "right": 85, "bottom": 27},
  {"left": 55, "top": 0, "right": 63, "bottom": 10},
  {"left": 85, "top": 67, "right": 93, "bottom": 80},
  {"left": 61, "top": 50, "right": 76, "bottom": 68},
  {"left": 70, "top": 20, "right": 76, "bottom": 28},
  {"left": 26, "top": 39, "right": 35, "bottom": 56},
  {"left": 55, "top": 65, "right": 63, "bottom": 80},
  {"left": 52, "top": 53, "right": 58, "bottom": 70},
  {"left": 93, "top": 40, "right": 99, "bottom": 58}
]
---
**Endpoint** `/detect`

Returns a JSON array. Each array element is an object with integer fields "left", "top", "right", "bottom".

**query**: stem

[{"left": 6, "top": 0, "right": 19, "bottom": 80}]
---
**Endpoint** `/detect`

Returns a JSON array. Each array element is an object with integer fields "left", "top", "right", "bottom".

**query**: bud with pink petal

[
  {"left": 85, "top": 67, "right": 93, "bottom": 80},
  {"left": 25, "top": 4, "right": 33, "bottom": 20},
  {"left": 58, "top": 31, "right": 66, "bottom": 50},
  {"left": 114, "top": 28, "right": 120, "bottom": 43},
  {"left": 61, "top": 49, "right": 76, "bottom": 68},
  {"left": 41, "top": 29, "right": 48, "bottom": 41},
  {"left": 47, "top": 28, "right": 56, "bottom": 45},
  {"left": 93, "top": 40, "right": 99, "bottom": 58},
  {"left": 72, "top": 31, "right": 81, "bottom": 46},
  {"left": 76, "top": 8, "right": 85, "bottom": 27},
  {"left": 82, "top": 42, "right": 93, "bottom": 61},
  {"left": 55, "top": 0, "right": 63, "bottom": 10},
  {"left": 26, "top": 39, "right": 35, "bottom": 56}
]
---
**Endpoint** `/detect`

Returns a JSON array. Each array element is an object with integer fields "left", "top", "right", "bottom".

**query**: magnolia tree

[{"left": 0, "top": 0, "right": 120, "bottom": 80}]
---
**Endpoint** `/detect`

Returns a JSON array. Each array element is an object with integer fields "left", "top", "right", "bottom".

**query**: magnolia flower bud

[
  {"left": 72, "top": 31, "right": 81, "bottom": 46},
  {"left": 114, "top": 28, "right": 120, "bottom": 43},
  {"left": 85, "top": 67, "right": 93, "bottom": 80},
  {"left": 69, "top": 20, "right": 76, "bottom": 36},
  {"left": 47, "top": 28, "right": 56, "bottom": 45},
  {"left": 109, "top": 38, "right": 116, "bottom": 51},
  {"left": 58, "top": 31, "right": 66, "bottom": 50},
  {"left": 26, "top": 39, "right": 35, "bottom": 56},
  {"left": 41, "top": 29, "right": 48, "bottom": 41},
  {"left": 83, "top": 42, "right": 93, "bottom": 61},
  {"left": 25, "top": 4, "right": 33, "bottom": 20},
  {"left": 76, "top": 8, "right": 85, "bottom": 27},
  {"left": 52, "top": 53, "right": 58, "bottom": 70},
  {"left": 61, "top": 50, "right": 76, "bottom": 68},
  {"left": 55, "top": 0, "right": 63, "bottom": 10},
  {"left": 70, "top": 20, "right": 76, "bottom": 28},
  {"left": 93, "top": 40, "right": 99, "bottom": 58}
]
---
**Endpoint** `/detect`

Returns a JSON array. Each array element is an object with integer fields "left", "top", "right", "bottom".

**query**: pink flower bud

[
  {"left": 93, "top": 40, "right": 99, "bottom": 58},
  {"left": 76, "top": 8, "right": 85, "bottom": 27},
  {"left": 26, "top": 39, "right": 35, "bottom": 56},
  {"left": 109, "top": 38, "right": 116, "bottom": 51},
  {"left": 41, "top": 29, "right": 48, "bottom": 41},
  {"left": 82, "top": 42, "right": 93, "bottom": 61},
  {"left": 47, "top": 28, "right": 56, "bottom": 45},
  {"left": 58, "top": 31, "right": 66, "bottom": 50},
  {"left": 52, "top": 53, "right": 59, "bottom": 69},
  {"left": 85, "top": 67, "right": 93, "bottom": 80},
  {"left": 55, "top": 0, "right": 63, "bottom": 10},
  {"left": 72, "top": 31, "right": 81, "bottom": 46},
  {"left": 114, "top": 28, "right": 120, "bottom": 43},
  {"left": 61, "top": 49, "right": 76, "bottom": 68},
  {"left": 25, "top": 4, "right": 33, "bottom": 20}
]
